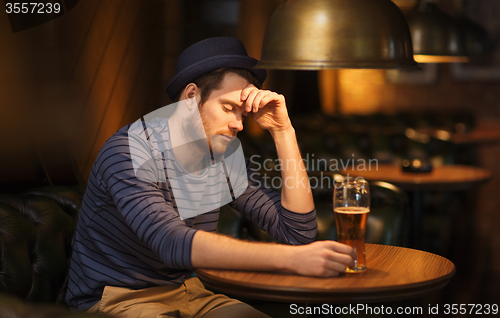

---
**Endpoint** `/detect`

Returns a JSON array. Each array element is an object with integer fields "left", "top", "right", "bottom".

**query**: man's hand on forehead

[
  {"left": 239, "top": 84, "right": 291, "bottom": 133},
  {"left": 240, "top": 84, "right": 285, "bottom": 114}
]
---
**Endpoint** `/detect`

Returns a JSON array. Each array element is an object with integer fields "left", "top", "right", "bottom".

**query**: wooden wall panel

[
  {"left": 70, "top": 0, "right": 165, "bottom": 181},
  {"left": 0, "top": 0, "right": 170, "bottom": 188},
  {"left": 62, "top": 1, "right": 124, "bottom": 119},
  {"left": 82, "top": 3, "right": 162, "bottom": 178},
  {"left": 70, "top": 0, "right": 144, "bottom": 175}
]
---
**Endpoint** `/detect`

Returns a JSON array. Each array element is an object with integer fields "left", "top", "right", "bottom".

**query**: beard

[
  {"left": 198, "top": 103, "right": 236, "bottom": 156},
  {"left": 208, "top": 134, "right": 236, "bottom": 155}
]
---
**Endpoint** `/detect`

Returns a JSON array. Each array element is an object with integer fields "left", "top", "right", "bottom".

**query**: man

[{"left": 66, "top": 37, "right": 355, "bottom": 317}]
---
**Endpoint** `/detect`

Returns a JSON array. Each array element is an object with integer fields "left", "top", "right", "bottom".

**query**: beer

[{"left": 334, "top": 206, "right": 369, "bottom": 273}]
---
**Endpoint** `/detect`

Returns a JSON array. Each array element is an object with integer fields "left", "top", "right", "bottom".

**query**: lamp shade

[
  {"left": 256, "top": 0, "right": 418, "bottom": 70},
  {"left": 459, "top": 17, "right": 493, "bottom": 59},
  {"left": 406, "top": 2, "right": 469, "bottom": 63}
]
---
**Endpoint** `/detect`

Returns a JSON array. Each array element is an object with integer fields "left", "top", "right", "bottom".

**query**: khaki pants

[{"left": 87, "top": 277, "right": 269, "bottom": 318}]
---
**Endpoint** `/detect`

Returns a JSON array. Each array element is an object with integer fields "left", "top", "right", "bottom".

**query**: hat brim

[{"left": 165, "top": 55, "right": 267, "bottom": 101}]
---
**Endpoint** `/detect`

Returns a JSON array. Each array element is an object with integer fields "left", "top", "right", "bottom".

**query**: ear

[
  {"left": 179, "top": 83, "right": 200, "bottom": 110},
  {"left": 180, "top": 83, "right": 198, "bottom": 101}
]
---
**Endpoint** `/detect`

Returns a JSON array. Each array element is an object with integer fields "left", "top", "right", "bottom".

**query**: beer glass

[{"left": 333, "top": 178, "right": 370, "bottom": 273}]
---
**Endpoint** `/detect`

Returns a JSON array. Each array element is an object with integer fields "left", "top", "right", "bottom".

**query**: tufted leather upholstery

[{"left": 0, "top": 186, "right": 83, "bottom": 305}]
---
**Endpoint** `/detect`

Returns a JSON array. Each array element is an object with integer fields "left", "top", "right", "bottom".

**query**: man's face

[{"left": 197, "top": 73, "right": 250, "bottom": 155}]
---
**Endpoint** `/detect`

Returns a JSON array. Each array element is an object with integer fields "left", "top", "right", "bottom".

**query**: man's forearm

[
  {"left": 191, "top": 230, "right": 356, "bottom": 277},
  {"left": 191, "top": 230, "right": 288, "bottom": 271},
  {"left": 269, "top": 126, "right": 314, "bottom": 213}
]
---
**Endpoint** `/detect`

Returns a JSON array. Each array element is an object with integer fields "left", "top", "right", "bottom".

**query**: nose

[{"left": 228, "top": 117, "right": 244, "bottom": 132}]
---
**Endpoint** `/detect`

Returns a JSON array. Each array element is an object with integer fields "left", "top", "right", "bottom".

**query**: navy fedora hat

[{"left": 165, "top": 37, "right": 267, "bottom": 101}]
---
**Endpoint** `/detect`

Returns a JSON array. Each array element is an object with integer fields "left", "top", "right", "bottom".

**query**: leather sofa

[{"left": 0, "top": 186, "right": 105, "bottom": 317}]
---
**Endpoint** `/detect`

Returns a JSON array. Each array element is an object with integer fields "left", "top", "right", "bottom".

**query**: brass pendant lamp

[
  {"left": 405, "top": 2, "right": 469, "bottom": 63},
  {"left": 256, "top": 0, "right": 418, "bottom": 70}
]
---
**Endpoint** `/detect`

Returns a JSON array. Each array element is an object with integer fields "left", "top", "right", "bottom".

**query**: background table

[
  {"left": 196, "top": 244, "right": 455, "bottom": 304},
  {"left": 336, "top": 164, "right": 491, "bottom": 247},
  {"left": 337, "top": 164, "right": 491, "bottom": 191},
  {"left": 415, "top": 123, "right": 500, "bottom": 146}
]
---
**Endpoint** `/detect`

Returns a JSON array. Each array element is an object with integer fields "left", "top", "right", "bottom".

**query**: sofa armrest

[{"left": 0, "top": 186, "right": 83, "bottom": 304}]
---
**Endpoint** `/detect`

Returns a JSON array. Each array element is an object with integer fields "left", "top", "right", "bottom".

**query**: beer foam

[{"left": 334, "top": 207, "right": 370, "bottom": 214}]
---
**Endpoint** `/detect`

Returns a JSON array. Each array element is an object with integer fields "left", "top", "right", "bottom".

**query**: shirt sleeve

[
  {"left": 96, "top": 126, "right": 197, "bottom": 269},
  {"left": 229, "top": 159, "right": 317, "bottom": 245}
]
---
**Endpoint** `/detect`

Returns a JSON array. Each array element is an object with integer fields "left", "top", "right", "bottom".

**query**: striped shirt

[{"left": 66, "top": 122, "right": 317, "bottom": 311}]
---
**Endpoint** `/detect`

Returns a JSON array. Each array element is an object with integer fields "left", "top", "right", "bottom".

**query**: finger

[
  {"left": 318, "top": 257, "right": 348, "bottom": 277},
  {"left": 341, "top": 245, "right": 357, "bottom": 261},
  {"left": 244, "top": 89, "right": 260, "bottom": 112},
  {"left": 324, "top": 240, "right": 355, "bottom": 256},
  {"left": 324, "top": 250, "right": 355, "bottom": 268},
  {"left": 252, "top": 90, "right": 272, "bottom": 112},
  {"left": 241, "top": 84, "right": 257, "bottom": 101},
  {"left": 258, "top": 92, "right": 281, "bottom": 110},
  {"left": 325, "top": 259, "right": 348, "bottom": 274}
]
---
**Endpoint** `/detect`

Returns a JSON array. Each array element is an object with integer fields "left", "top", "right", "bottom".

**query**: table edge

[
  {"left": 335, "top": 165, "right": 491, "bottom": 190},
  {"left": 196, "top": 268, "right": 456, "bottom": 304},
  {"left": 195, "top": 244, "right": 456, "bottom": 304}
]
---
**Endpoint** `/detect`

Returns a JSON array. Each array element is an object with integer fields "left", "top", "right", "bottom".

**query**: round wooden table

[{"left": 196, "top": 244, "right": 456, "bottom": 304}]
